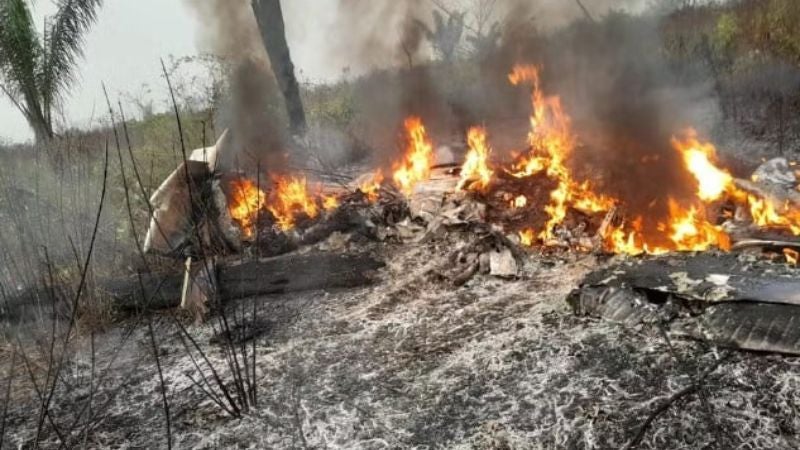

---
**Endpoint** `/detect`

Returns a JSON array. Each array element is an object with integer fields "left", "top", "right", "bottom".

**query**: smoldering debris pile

[{"left": 116, "top": 115, "right": 800, "bottom": 360}]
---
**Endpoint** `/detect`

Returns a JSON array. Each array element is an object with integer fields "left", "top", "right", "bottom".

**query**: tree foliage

[
  {"left": 0, "top": 0, "right": 102, "bottom": 142},
  {"left": 421, "top": 9, "right": 466, "bottom": 61}
]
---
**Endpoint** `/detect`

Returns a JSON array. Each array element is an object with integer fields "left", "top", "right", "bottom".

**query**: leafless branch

[{"left": 575, "top": 0, "right": 596, "bottom": 23}]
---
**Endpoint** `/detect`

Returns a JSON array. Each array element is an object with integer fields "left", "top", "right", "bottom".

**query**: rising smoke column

[{"left": 183, "top": 0, "right": 287, "bottom": 173}]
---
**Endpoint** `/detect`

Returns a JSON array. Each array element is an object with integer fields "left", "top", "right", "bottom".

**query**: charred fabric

[{"left": 121, "top": 65, "right": 800, "bottom": 354}]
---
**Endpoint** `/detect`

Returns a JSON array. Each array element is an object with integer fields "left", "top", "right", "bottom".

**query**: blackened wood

[
  {"left": 218, "top": 252, "right": 383, "bottom": 300},
  {"left": 102, "top": 252, "right": 384, "bottom": 311},
  {"left": 251, "top": 0, "right": 307, "bottom": 136}
]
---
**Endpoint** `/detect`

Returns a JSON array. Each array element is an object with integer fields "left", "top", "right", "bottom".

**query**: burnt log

[{"left": 102, "top": 252, "right": 384, "bottom": 311}]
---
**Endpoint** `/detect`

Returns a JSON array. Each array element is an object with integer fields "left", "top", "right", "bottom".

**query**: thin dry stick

[
  {"left": 36, "top": 137, "right": 109, "bottom": 448},
  {"left": 575, "top": 0, "right": 596, "bottom": 23},
  {"left": 80, "top": 331, "right": 96, "bottom": 448},
  {"left": 0, "top": 348, "right": 18, "bottom": 450},
  {"left": 137, "top": 272, "right": 172, "bottom": 450},
  {"left": 33, "top": 249, "right": 63, "bottom": 445},
  {"left": 103, "top": 85, "right": 143, "bottom": 252},
  {"left": 59, "top": 317, "right": 147, "bottom": 448},
  {"left": 162, "top": 57, "right": 256, "bottom": 415},
  {"left": 623, "top": 353, "right": 730, "bottom": 449},
  {"left": 118, "top": 101, "right": 173, "bottom": 250},
  {"left": 104, "top": 86, "right": 172, "bottom": 447},
  {"left": 14, "top": 336, "right": 67, "bottom": 447},
  {"left": 173, "top": 320, "right": 241, "bottom": 417}
]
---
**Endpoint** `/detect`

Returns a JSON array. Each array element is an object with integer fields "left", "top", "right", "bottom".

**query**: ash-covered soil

[{"left": 5, "top": 237, "right": 800, "bottom": 449}]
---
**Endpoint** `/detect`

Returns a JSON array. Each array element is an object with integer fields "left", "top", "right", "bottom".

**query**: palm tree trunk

[
  {"left": 29, "top": 116, "right": 53, "bottom": 143},
  {"left": 251, "top": 0, "right": 307, "bottom": 137},
  {"left": 23, "top": 101, "right": 53, "bottom": 143},
  {"left": 2, "top": 85, "right": 53, "bottom": 143}
]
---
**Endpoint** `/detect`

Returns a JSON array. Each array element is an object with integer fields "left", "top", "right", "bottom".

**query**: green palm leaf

[
  {"left": 0, "top": 0, "right": 43, "bottom": 118},
  {"left": 42, "top": 0, "right": 102, "bottom": 115},
  {"left": 0, "top": 0, "right": 102, "bottom": 141}
]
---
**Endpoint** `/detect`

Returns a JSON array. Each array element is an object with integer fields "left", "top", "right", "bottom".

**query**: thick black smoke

[
  {"left": 184, "top": 0, "right": 286, "bottom": 173},
  {"left": 539, "top": 14, "right": 718, "bottom": 239}
]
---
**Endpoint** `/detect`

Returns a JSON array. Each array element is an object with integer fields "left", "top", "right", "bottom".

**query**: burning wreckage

[{"left": 116, "top": 65, "right": 800, "bottom": 356}]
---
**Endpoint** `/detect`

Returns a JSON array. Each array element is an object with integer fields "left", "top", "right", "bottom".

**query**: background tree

[
  {"left": 251, "top": 0, "right": 307, "bottom": 137},
  {"left": 0, "top": 0, "right": 103, "bottom": 143},
  {"left": 422, "top": 9, "right": 466, "bottom": 61}
]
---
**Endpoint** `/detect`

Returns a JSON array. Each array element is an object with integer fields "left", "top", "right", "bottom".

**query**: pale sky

[
  {"left": 0, "top": 0, "right": 197, "bottom": 142},
  {"left": 0, "top": 0, "right": 349, "bottom": 143}
]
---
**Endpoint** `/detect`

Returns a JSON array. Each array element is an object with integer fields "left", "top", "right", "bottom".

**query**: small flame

[
  {"left": 672, "top": 129, "right": 800, "bottom": 236},
  {"left": 785, "top": 248, "right": 799, "bottom": 266},
  {"left": 393, "top": 117, "right": 435, "bottom": 197},
  {"left": 512, "top": 195, "right": 528, "bottom": 209},
  {"left": 602, "top": 201, "right": 731, "bottom": 255},
  {"left": 509, "top": 64, "right": 614, "bottom": 241},
  {"left": 672, "top": 129, "right": 735, "bottom": 202},
  {"left": 323, "top": 195, "right": 340, "bottom": 211},
  {"left": 457, "top": 126, "right": 494, "bottom": 191},
  {"left": 228, "top": 179, "right": 267, "bottom": 238},
  {"left": 604, "top": 217, "right": 668, "bottom": 256},
  {"left": 666, "top": 199, "right": 731, "bottom": 252},
  {"left": 359, "top": 170, "right": 384, "bottom": 203},
  {"left": 749, "top": 196, "right": 800, "bottom": 235},
  {"left": 519, "top": 229, "right": 536, "bottom": 246},
  {"left": 267, "top": 176, "right": 320, "bottom": 231}
]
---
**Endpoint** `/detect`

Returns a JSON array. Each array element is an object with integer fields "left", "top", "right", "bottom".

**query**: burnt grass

[{"left": 3, "top": 237, "right": 800, "bottom": 449}]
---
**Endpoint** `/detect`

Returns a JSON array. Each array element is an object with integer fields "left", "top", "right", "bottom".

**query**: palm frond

[
  {"left": 41, "top": 0, "right": 102, "bottom": 112},
  {"left": 0, "top": 0, "right": 43, "bottom": 115}
]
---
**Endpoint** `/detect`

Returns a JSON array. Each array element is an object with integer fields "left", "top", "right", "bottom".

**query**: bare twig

[
  {"left": 0, "top": 348, "right": 17, "bottom": 450},
  {"left": 575, "top": 0, "right": 596, "bottom": 23},
  {"left": 32, "top": 137, "right": 109, "bottom": 448},
  {"left": 160, "top": 59, "right": 260, "bottom": 418},
  {"left": 623, "top": 353, "right": 731, "bottom": 449},
  {"left": 80, "top": 331, "right": 96, "bottom": 448},
  {"left": 138, "top": 272, "right": 172, "bottom": 449}
]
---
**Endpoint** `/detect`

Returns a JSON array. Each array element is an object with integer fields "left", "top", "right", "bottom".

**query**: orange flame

[
  {"left": 228, "top": 179, "right": 267, "bottom": 238},
  {"left": 509, "top": 64, "right": 614, "bottom": 241},
  {"left": 519, "top": 229, "right": 536, "bottom": 246},
  {"left": 457, "top": 126, "right": 494, "bottom": 191},
  {"left": 672, "top": 129, "right": 735, "bottom": 202},
  {"left": 323, "top": 195, "right": 340, "bottom": 211},
  {"left": 785, "top": 248, "right": 798, "bottom": 266},
  {"left": 749, "top": 196, "right": 800, "bottom": 235},
  {"left": 665, "top": 199, "right": 731, "bottom": 252},
  {"left": 360, "top": 170, "right": 384, "bottom": 203},
  {"left": 267, "top": 176, "right": 320, "bottom": 231},
  {"left": 393, "top": 117, "right": 435, "bottom": 197},
  {"left": 673, "top": 130, "right": 800, "bottom": 236},
  {"left": 604, "top": 217, "right": 668, "bottom": 256},
  {"left": 507, "top": 67, "right": 739, "bottom": 254}
]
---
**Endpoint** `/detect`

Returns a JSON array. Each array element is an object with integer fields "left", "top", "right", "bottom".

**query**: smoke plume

[
  {"left": 184, "top": 0, "right": 286, "bottom": 173},
  {"left": 505, "top": 12, "right": 722, "bottom": 243}
]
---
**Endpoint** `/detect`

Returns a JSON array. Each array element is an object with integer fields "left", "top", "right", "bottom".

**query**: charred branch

[
  {"left": 251, "top": 0, "right": 307, "bottom": 136},
  {"left": 101, "top": 252, "right": 384, "bottom": 311}
]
